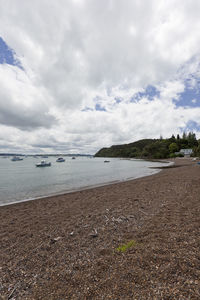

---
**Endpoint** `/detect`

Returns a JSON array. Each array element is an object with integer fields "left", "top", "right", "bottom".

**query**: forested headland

[{"left": 95, "top": 132, "right": 200, "bottom": 159}]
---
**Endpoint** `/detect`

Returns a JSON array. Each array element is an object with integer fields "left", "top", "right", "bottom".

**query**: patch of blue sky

[
  {"left": 95, "top": 103, "right": 107, "bottom": 111},
  {"left": 174, "top": 80, "right": 200, "bottom": 108},
  {"left": 114, "top": 97, "right": 122, "bottom": 104},
  {"left": 93, "top": 95, "right": 107, "bottom": 111},
  {"left": 0, "top": 37, "right": 23, "bottom": 70},
  {"left": 181, "top": 120, "right": 200, "bottom": 132},
  {"left": 130, "top": 85, "right": 160, "bottom": 102}
]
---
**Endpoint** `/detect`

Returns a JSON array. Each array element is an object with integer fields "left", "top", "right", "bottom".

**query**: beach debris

[
  {"left": 50, "top": 236, "right": 62, "bottom": 244},
  {"left": 133, "top": 198, "right": 139, "bottom": 202},
  {"left": 138, "top": 209, "right": 152, "bottom": 216},
  {"left": 127, "top": 215, "right": 135, "bottom": 219},
  {"left": 83, "top": 224, "right": 89, "bottom": 228},
  {"left": 105, "top": 214, "right": 135, "bottom": 224},
  {"left": 69, "top": 231, "right": 74, "bottom": 236},
  {"left": 104, "top": 215, "right": 109, "bottom": 223},
  {"left": 8, "top": 283, "right": 19, "bottom": 299},
  {"left": 112, "top": 216, "right": 129, "bottom": 223},
  {"left": 90, "top": 228, "right": 98, "bottom": 238}
]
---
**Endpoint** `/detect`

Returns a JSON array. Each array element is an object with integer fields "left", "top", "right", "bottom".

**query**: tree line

[{"left": 95, "top": 132, "right": 200, "bottom": 159}]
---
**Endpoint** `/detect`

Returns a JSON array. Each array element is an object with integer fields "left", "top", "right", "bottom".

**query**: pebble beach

[{"left": 0, "top": 158, "right": 200, "bottom": 299}]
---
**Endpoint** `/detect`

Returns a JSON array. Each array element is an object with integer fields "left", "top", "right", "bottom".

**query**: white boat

[
  {"left": 56, "top": 157, "right": 65, "bottom": 162},
  {"left": 36, "top": 160, "right": 51, "bottom": 167},
  {"left": 11, "top": 156, "right": 23, "bottom": 161}
]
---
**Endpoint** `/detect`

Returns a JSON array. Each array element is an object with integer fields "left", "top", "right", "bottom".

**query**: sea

[{"left": 0, "top": 156, "right": 171, "bottom": 206}]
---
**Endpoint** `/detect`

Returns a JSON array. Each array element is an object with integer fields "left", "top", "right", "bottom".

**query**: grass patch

[{"left": 116, "top": 240, "right": 137, "bottom": 253}]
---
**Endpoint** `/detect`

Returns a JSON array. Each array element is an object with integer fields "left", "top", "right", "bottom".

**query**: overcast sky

[{"left": 0, "top": 0, "right": 200, "bottom": 154}]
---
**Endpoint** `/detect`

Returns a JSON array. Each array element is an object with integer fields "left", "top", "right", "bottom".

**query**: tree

[
  {"left": 193, "top": 144, "right": 200, "bottom": 157},
  {"left": 182, "top": 131, "right": 187, "bottom": 139},
  {"left": 187, "top": 131, "right": 198, "bottom": 147},
  {"left": 169, "top": 142, "right": 178, "bottom": 153},
  {"left": 169, "top": 134, "right": 176, "bottom": 143}
]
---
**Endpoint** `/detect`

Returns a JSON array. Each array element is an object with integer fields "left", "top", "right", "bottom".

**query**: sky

[{"left": 0, "top": 0, "right": 200, "bottom": 154}]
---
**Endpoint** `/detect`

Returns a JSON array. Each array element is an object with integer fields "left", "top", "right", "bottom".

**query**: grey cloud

[
  {"left": 0, "top": 107, "right": 56, "bottom": 130},
  {"left": 0, "top": 92, "right": 56, "bottom": 130},
  {"left": 31, "top": 142, "right": 83, "bottom": 152}
]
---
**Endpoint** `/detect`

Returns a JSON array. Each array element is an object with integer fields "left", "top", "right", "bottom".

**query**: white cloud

[
  {"left": 0, "top": 64, "right": 56, "bottom": 130},
  {"left": 158, "top": 81, "right": 185, "bottom": 102},
  {"left": 0, "top": 0, "right": 200, "bottom": 153}
]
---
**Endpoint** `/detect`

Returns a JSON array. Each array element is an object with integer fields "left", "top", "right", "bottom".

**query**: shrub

[{"left": 116, "top": 240, "right": 137, "bottom": 253}]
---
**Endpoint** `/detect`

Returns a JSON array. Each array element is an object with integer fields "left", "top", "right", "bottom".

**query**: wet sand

[{"left": 0, "top": 158, "right": 200, "bottom": 299}]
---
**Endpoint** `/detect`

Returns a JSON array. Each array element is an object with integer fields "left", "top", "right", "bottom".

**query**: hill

[{"left": 95, "top": 132, "right": 200, "bottom": 159}]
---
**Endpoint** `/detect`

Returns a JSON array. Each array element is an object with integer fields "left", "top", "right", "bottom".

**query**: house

[{"left": 180, "top": 149, "right": 193, "bottom": 157}]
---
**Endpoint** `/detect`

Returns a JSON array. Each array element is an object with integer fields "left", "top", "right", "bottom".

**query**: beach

[{"left": 0, "top": 158, "right": 200, "bottom": 299}]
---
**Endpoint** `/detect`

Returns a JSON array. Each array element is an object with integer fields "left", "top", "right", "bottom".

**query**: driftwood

[{"left": 8, "top": 283, "right": 19, "bottom": 299}]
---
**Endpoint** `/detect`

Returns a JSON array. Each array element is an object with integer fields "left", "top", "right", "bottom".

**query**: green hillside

[{"left": 95, "top": 132, "right": 200, "bottom": 159}]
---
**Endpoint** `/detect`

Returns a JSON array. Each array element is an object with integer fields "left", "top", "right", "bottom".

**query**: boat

[
  {"left": 56, "top": 157, "right": 65, "bottom": 162},
  {"left": 36, "top": 160, "right": 51, "bottom": 167},
  {"left": 72, "top": 157, "right": 76, "bottom": 160},
  {"left": 104, "top": 160, "right": 110, "bottom": 163},
  {"left": 11, "top": 156, "right": 23, "bottom": 161}
]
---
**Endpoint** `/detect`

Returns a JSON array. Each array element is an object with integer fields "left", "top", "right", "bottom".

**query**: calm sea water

[{"left": 0, "top": 156, "right": 170, "bottom": 206}]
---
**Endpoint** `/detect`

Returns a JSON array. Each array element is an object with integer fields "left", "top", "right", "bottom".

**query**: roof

[{"left": 180, "top": 149, "right": 193, "bottom": 154}]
